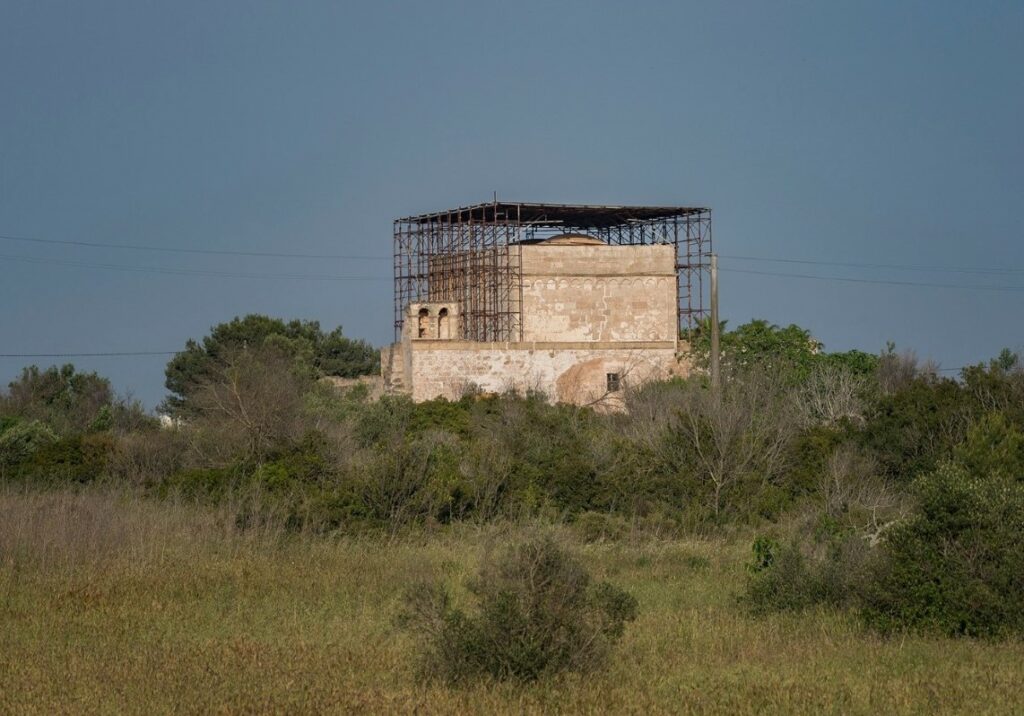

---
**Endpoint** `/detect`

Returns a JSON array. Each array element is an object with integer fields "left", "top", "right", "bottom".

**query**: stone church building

[{"left": 383, "top": 201, "right": 712, "bottom": 406}]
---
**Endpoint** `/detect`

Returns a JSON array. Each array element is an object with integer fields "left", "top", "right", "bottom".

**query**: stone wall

[
  {"left": 405, "top": 340, "right": 689, "bottom": 406},
  {"left": 380, "top": 342, "right": 406, "bottom": 393},
  {"left": 379, "top": 241, "right": 689, "bottom": 406},
  {"left": 519, "top": 244, "right": 677, "bottom": 344},
  {"left": 323, "top": 375, "right": 385, "bottom": 400}
]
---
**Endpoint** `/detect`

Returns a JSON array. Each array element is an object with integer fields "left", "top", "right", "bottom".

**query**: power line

[
  {"left": 0, "top": 253, "right": 391, "bottom": 282},
  {"left": 2, "top": 230, "right": 1018, "bottom": 275},
  {"left": 1, "top": 234, "right": 1006, "bottom": 374},
  {"left": 720, "top": 267, "right": 1024, "bottom": 293},
  {"left": 721, "top": 254, "right": 1024, "bottom": 276},
  {"left": 1, "top": 249, "right": 1018, "bottom": 300},
  {"left": 0, "top": 232, "right": 391, "bottom": 261},
  {"left": 3, "top": 229, "right": 1019, "bottom": 278}
]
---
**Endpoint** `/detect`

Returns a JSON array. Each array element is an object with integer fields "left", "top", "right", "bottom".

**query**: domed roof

[{"left": 539, "top": 233, "right": 605, "bottom": 246}]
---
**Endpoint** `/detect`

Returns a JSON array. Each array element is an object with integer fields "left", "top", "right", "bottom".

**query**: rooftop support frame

[{"left": 393, "top": 201, "right": 712, "bottom": 343}]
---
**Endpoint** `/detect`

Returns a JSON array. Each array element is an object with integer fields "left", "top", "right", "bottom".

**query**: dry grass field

[{"left": 2, "top": 487, "right": 1023, "bottom": 715}]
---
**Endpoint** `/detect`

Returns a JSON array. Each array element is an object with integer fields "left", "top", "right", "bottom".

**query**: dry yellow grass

[{"left": 2, "top": 487, "right": 1023, "bottom": 714}]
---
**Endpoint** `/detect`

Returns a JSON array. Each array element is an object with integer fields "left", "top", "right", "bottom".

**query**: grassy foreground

[{"left": 2, "top": 489, "right": 1022, "bottom": 715}]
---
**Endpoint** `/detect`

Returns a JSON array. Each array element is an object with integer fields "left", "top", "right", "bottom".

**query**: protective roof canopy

[{"left": 397, "top": 201, "right": 709, "bottom": 228}]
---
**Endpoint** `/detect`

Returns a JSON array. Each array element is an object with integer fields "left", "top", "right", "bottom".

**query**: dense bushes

[
  {"left": 689, "top": 318, "right": 879, "bottom": 382},
  {"left": 14, "top": 433, "right": 117, "bottom": 484},
  {"left": 859, "top": 374, "right": 967, "bottom": 481},
  {"left": 163, "top": 314, "right": 378, "bottom": 415},
  {"left": 5, "top": 325, "right": 1024, "bottom": 534},
  {"left": 0, "top": 364, "right": 150, "bottom": 437},
  {"left": 398, "top": 537, "right": 638, "bottom": 682},
  {"left": 731, "top": 342, "right": 1024, "bottom": 638},
  {"left": 0, "top": 419, "right": 57, "bottom": 470},
  {"left": 863, "top": 463, "right": 1024, "bottom": 637},
  {"left": 0, "top": 365, "right": 148, "bottom": 483},
  {"left": 4, "top": 323, "right": 1024, "bottom": 643},
  {"left": 744, "top": 526, "right": 874, "bottom": 614},
  {"left": 1, "top": 364, "right": 114, "bottom": 434},
  {"left": 746, "top": 411, "right": 1024, "bottom": 638}
]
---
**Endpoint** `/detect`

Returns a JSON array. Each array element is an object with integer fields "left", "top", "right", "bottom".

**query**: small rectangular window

[{"left": 606, "top": 373, "right": 621, "bottom": 392}]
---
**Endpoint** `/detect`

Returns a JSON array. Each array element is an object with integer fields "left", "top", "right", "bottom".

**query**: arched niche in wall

[
  {"left": 417, "top": 307, "right": 430, "bottom": 338},
  {"left": 438, "top": 307, "right": 450, "bottom": 339}
]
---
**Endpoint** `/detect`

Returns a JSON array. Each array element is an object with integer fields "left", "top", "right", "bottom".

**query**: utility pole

[{"left": 710, "top": 253, "right": 720, "bottom": 389}]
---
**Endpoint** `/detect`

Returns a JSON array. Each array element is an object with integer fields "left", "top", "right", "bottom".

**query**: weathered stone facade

[
  {"left": 383, "top": 237, "right": 690, "bottom": 405},
  {"left": 519, "top": 242, "right": 678, "bottom": 343}
]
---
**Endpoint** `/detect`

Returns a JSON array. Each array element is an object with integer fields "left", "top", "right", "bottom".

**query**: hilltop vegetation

[
  {"left": 162, "top": 314, "right": 379, "bottom": 416},
  {"left": 2, "top": 315, "right": 1024, "bottom": 708}
]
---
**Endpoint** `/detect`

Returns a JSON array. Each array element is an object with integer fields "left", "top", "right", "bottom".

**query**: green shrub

[
  {"left": 574, "top": 511, "right": 629, "bottom": 543},
  {"left": 162, "top": 466, "right": 243, "bottom": 500},
  {"left": 863, "top": 462, "right": 1024, "bottom": 637},
  {"left": 785, "top": 426, "right": 847, "bottom": 498},
  {"left": 353, "top": 395, "right": 415, "bottom": 447},
  {"left": 689, "top": 318, "right": 878, "bottom": 383},
  {"left": 1, "top": 364, "right": 114, "bottom": 436},
  {"left": 860, "top": 376, "right": 967, "bottom": 481},
  {"left": 484, "top": 398, "right": 602, "bottom": 515},
  {"left": 163, "top": 315, "right": 378, "bottom": 416},
  {"left": 409, "top": 399, "right": 472, "bottom": 438},
  {"left": 744, "top": 540, "right": 820, "bottom": 613},
  {"left": 744, "top": 524, "right": 873, "bottom": 615},
  {"left": 398, "top": 536, "right": 638, "bottom": 683},
  {"left": 960, "top": 352, "right": 1024, "bottom": 427},
  {"left": 6, "top": 433, "right": 116, "bottom": 484},
  {"left": 107, "top": 429, "right": 187, "bottom": 486},
  {"left": 749, "top": 535, "right": 779, "bottom": 573},
  {"left": 0, "top": 419, "right": 57, "bottom": 472},
  {"left": 953, "top": 412, "right": 1024, "bottom": 481},
  {"left": 747, "top": 408, "right": 1024, "bottom": 637},
  {"left": 350, "top": 431, "right": 463, "bottom": 526},
  {"left": 257, "top": 432, "right": 334, "bottom": 486}
]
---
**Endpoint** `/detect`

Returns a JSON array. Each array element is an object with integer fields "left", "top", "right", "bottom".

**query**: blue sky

[{"left": 1, "top": 1, "right": 1022, "bottom": 408}]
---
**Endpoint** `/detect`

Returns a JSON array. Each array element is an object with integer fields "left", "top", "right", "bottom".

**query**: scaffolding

[{"left": 393, "top": 201, "right": 712, "bottom": 342}]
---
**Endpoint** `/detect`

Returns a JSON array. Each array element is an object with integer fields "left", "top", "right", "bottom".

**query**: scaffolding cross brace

[{"left": 393, "top": 200, "right": 712, "bottom": 343}]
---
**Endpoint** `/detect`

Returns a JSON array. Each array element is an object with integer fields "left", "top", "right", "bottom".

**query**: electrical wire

[
  {"left": 719, "top": 267, "right": 1024, "bottom": 293},
  {"left": 1, "top": 233, "right": 1015, "bottom": 368},
  {"left": 0, "top": 253, "right": 391, "bottom": 281},
  {"left": 0, "top": 233, "right": 390, "bottom": 261},
  {"left": 1, "top": 230, "right": 1018, "bottom": 274},
  {"left": 720, "top": 253, "right": 1024, "bottom": 276}
]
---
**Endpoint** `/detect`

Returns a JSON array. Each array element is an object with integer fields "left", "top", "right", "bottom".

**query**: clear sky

[{"left": 1, "top": 1, "right": 1022, "bottom": 409}]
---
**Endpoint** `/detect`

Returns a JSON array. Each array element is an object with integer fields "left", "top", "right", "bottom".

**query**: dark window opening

[
  {"left": 438, "top": 307, "right": 450, "bottom": 339},
  {"left": 606, "top": 373, "right": 621, "bottom": 392},
  {"left": 417, "top": 307, "right": 430, "bottom": 338}
]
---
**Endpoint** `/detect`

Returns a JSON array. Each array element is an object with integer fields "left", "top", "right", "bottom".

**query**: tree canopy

[
  {"left": 163, "top": 314, "right": 378, "bottom": 415},
  {"left": 0, "top": 364, "right": 114, "bottom": 435},
  {"left": 689, "top": 318, "right": 878, "bottom": 380}
]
